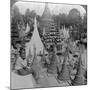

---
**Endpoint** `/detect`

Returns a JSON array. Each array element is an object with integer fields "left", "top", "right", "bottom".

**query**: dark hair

[{"left": 19, "top": 47, "right": 25, "bottom": 56}]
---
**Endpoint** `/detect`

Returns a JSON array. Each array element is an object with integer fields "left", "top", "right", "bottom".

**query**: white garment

[{"left": 15, "top": 56, "right": 27, "bottom": 70}]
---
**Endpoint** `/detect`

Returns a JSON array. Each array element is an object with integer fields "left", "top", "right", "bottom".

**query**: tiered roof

[
  {"left": 39, "top": 3, "right": 65, "bottom": 52},
  {"left": 41, "top": 3, "right": 52, "bottom": 21}
]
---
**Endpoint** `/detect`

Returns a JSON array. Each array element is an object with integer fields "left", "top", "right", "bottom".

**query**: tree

[
  {"left": 52, "top": 13, "right": 68, "bottom": 28},
  {"left": 68, "top": 8, "right": 82, "bottom": 27},
  {"left": 25, "top": 9, "right": 36, "bottom": 27},
  {"left": 25, "top": 8, "right": 30, "bottom": 17},
  {"left": 68, "top": 8, "right": 84, "bottom": 40},
  {"left": 12, "top": 5, "right": 20, "bottom": 18},
  {"left": 36, "top": 15, "right": 41, "bottom": 22},
  {"left": 11, "top": 5, "right": 27, "bottom": 50},
  {"left": 25, "top": 9, "right": 36, "bottom": 19}
]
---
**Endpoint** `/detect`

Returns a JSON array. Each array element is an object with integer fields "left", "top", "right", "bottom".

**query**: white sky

[{"left": 14, "top": 1, "right": 86, "bottom": 17}]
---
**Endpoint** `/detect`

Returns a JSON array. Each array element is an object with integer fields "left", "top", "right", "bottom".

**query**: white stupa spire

[
  {"left": 25, "top": 23, "right": 30, "bottom": 34},
  {"left": 26, "top": 17, "right": 44, "bottom": 56}
]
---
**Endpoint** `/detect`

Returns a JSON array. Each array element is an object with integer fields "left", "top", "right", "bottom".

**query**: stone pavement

[
  {"left": 34, "top": 67, "right": 70, "bottom": 88},
  {"left": 11, "top": 67, "right": 70, "bottom": 89},
  {"left": 11, "top": 71, "right": 36, "bottom": 89}
]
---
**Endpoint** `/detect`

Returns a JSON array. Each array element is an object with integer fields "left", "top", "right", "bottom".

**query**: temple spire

[
  {"left": 41, "top": 2, "right": 52, "bottom": 21},
  {"left": 71, "top": 54, "right": 86, "bottom": 85}
]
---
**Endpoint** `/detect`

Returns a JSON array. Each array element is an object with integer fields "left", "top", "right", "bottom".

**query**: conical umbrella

[
  {"left": 71, "top": 54, "right": 86, "bottom": 85},
  {"left": 47, "top": 45, "right": 58, "bottom": 74},
  {"left": 57, "top": 48, "right": 71, "bottom": 82}
]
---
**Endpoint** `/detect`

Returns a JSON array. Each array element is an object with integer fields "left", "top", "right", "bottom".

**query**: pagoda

[
  {"left": 57, "top": 49, "right": 71, "bottom": 82},
  {"left": 39, "top": 3, "right": 63, "bottom": 52},
  {"left": 41, "top": 3, "right": 52, "bottom": 22},
  {"left": 40, "top": 2, "right": 55, "bottom": 33}
]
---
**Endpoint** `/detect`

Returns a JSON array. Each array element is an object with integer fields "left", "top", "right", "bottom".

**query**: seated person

[{"left": 15, "top": 48, "right": 27, "bottom": 70}]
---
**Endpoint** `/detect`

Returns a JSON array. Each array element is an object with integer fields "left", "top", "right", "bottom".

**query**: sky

[{"left": 13, "top": 1, "right": 86, "bottom": 17}]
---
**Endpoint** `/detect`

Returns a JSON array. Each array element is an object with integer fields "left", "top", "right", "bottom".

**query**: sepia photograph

[{"left": 11, "top": 0, "right": 87, "bottom": 89}]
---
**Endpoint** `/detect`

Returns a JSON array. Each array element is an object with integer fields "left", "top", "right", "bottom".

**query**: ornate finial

[{"left": 41, "top": 2, "right": 52, "bottom": 21}]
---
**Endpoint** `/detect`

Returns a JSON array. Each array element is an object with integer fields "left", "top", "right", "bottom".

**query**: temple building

[
  {"left": 39, "top": 3, "right": 56, "bottom": 33},
  {"left": 39, "top": 3, "right": 65, "bottom": 52}
]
